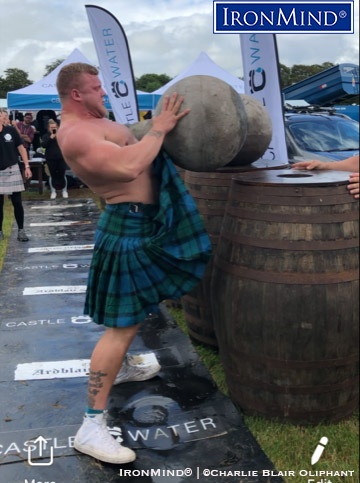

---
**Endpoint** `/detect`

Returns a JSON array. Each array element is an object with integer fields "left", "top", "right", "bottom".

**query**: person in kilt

[
  {"left": 0, "top": 109, "right": 32, "bottom": 242},
  {"left": 56, "top": 63, "right": 211, "bottom": 464}
]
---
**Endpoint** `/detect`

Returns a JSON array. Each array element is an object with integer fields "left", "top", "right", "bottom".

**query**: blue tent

[{"left": 7, "top": 48, "right": 154, "bottom": 112}]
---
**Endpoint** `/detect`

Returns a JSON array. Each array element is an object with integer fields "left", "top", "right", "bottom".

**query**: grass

[
  {"left": 0, "top": 197, "right": 15, "bottom": 271},
  {"left": 1, "top": 187, "right": 358, "bottom": 482},
  {"left": 168, "top": 308, "right": 359, "bottom": 482}
]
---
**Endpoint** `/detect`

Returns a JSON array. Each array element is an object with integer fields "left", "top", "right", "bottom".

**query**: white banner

[
  {"left": 240, "top": 34, "right": 288, "bottom": 164},
  {"left": 86, "top": 5, "right": 139, "bottom": 124}
]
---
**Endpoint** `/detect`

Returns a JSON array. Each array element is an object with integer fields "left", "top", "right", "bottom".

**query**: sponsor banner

[
  {"left": 2, "top": 315, "right": 93, "bottom": 330},
  {"left": 0, "top": 405, "right": 227, "bottom": 463},
  {"left": 214, "top": 1, "right": 354, "bottom": 34},
  {"left": 28, "top": 244, "right": 94, "bottom": 253},
  {"left": 11, "top": 262, "right": 91, "bottom": 272},
  {"left": 86, "top": 5, "right": 139, "bottom": 124},
  {"left": 14, "top": 359, "right": 90, "bottom": 381},
  {"left": 29, "top": 221, "right": 92, "bottom": 227},
  {"left": 30, "top": 203, "right": 86, "bottom": 210},
  {"left": 23, "top": 286, "right": 87, "bottom": 296},
  {"left": 240, "top": 33, "right": 288, "bottom": 164},
  {"left": 0, "top": 424, "right": 79, "bottom": 464},
  {"left": 14, "top": 353, "right": 158, "bottom": 381}
]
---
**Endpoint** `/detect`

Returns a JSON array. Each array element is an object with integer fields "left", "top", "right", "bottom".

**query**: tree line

[{"left": 0, "top": 59, "right": 355, "bottom": 104}]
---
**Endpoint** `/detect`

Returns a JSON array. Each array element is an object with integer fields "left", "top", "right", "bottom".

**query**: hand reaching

[
  {"left": 348, "top": 172, "right": 359, "bottom": 199},
  {"left": 152, "top": 93, "right": 190, "bottom": 135}
]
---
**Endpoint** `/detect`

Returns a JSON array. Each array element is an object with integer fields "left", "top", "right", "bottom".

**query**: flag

[
  {"left": 86, "top": 5, "right": 139, "bottom": 124},
  {"left": 240, "top": 34, "right": 288, "bottom": 164}
]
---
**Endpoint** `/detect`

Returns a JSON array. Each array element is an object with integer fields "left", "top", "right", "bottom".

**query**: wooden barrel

[
  {"left": 182, "top": 162, "right": 288, "bottom": 348},
  {"left": 211, "top": 169, "right": 359, "bottom": 423}
]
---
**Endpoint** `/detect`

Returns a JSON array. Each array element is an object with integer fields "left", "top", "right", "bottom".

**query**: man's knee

[{"left": 106, "top": 324, "right": 140, "bottom": 340}]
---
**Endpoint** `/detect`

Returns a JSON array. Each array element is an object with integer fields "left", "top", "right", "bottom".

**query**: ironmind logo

[{"left": 213, "top": 1, "right": 354, "bottom": 34}]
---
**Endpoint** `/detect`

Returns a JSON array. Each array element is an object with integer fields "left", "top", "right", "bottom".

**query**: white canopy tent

[
  {"left": 152, "top": 51, "right": 245, "bottom": 97},
  {"left": 6, "top": 48, "right": 153, "bottom": 112},
  {"left": 7, "top": 50, "right": 244, "bottom": 113}
]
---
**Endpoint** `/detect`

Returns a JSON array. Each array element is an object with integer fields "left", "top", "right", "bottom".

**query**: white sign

[
  {"left": 240, "top": 33, "right": 288, "bottom": 164},
  {"left": 28, "top": 244, "right": 94, "bottom": 253},
  {"left": 15, "top": 359, "right": 90, "bottom": 380},
  {"left": 30, "top": 203, "right": 85, "bottom": 209},
  {"left": 30, "top": 221, "right": 92, "bottom": 227},
  {"left": 86, "top": 5, "right": 139, "bottom": 124},
  {"left": 23, "top": 285, "right": 87, "bottom": 295}
]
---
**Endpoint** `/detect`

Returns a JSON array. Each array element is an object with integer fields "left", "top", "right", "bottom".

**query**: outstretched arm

[
  {"left": 292, "top": 155, "right": 359, "bottom": 200},
  {"left": 292, "top": 154, "right": 359, "bottom": 172}
]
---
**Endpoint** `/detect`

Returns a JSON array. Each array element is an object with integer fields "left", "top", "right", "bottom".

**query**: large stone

[
  {"left": 128, "top": 119, "right": 152, "bottom": 141},
  {"left": 227, "top": 94, "right": 272, "bottom": 166},
  {"left": 154, "top": 75, "right": 247, "bottom": 172}
]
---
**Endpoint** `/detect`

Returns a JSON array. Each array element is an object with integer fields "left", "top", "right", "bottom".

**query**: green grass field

[{"left": 1, "top": 188, "right": 358, "bottom": 482}]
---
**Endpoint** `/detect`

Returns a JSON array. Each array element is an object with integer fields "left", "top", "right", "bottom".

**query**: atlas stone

[
  {"left": 154, "top": 75, "right": 248, "bottom": 172},
  {"left": 128, "top": 119, "right": 153, "bottom": 141},
  {"left": 227, "top": 94, "right": 273, "bottom": 166}
]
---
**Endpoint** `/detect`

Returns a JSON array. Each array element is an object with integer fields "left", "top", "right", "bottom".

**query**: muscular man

[
  {"left": 292, "top": 154, "right": 359, "bottom": 199},
  {"left": 56, "top": 63, "right": 211, "bottom": 464}
]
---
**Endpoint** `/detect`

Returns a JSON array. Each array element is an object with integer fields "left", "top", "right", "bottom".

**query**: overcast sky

[{"left": 0, "top": 0, "right": 359, "bottom": 84}]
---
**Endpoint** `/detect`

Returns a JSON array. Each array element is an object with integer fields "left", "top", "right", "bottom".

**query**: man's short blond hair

[{"left": 56, "top": 62, "right": 99, "bottom": 99}]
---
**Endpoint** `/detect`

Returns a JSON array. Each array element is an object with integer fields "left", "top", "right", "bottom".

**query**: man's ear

[{"left": 71, "top": 89, "right": 81, "bottom": 101}]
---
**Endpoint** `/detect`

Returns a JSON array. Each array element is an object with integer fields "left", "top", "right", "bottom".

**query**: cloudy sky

[{"left": 0, "top": 0, "right": 359, "bottom": 83}]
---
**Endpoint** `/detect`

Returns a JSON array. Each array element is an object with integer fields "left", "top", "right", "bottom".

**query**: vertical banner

[
  {"left": 240, "top": 34, "right": 288, "bottom": 164},
  {"left": 85, "top": 5, "right": 139, "bottom": 124}
]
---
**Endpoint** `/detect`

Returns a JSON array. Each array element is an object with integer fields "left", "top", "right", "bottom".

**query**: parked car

[{"left": 284, "top": 105, "right": 359, "bottom": 164}]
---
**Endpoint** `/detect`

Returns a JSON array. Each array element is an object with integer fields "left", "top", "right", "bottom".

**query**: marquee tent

[
  {"left": 6, "top": 48, "right": 154, "bottom": 112},
  {"left": 7, "top": 50, "right": 245, "bottom": 113},
  {"left": 152, "top": 51, "right": 245, "bottom": 97}
]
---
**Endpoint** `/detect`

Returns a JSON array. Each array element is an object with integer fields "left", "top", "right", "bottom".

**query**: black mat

[{"left": 0, "top": 199, "right": 282, "bottom": 483}]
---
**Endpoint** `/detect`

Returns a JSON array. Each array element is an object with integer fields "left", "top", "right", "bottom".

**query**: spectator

[
  {"left": 16, "top": 112, "right": 35, "bottom": 156},
  {"left": 41, "top": 119, "right": 68, "bottom": 199},
  {"left": 0, "top": 109, "right": 32, "bottom": 242}
]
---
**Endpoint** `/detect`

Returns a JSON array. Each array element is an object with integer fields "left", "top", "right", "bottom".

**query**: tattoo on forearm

[
  {"left": 87, "top": 369, "right": 107, "bottom": 408},
  {"left": 148, "top": 129, "right": 164, "bottom": 139}
]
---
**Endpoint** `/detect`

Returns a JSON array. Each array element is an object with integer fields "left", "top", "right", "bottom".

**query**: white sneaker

[
  {"left": 50, "top": 191, "right": 56, "bottom": 199},
  {"left": 62, "top": 189, "right": 69, "bottom": 198},
  {"left": 114, "top": 353, "right": 161, "bottom": 385},
  {"left": 74, "top": 413, "right": 136, "bottom": 464}
]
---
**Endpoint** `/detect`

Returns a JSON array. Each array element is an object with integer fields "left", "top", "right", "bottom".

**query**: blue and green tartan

[{"left": 84, "top": 151, "right": 212, "bottom": 327}]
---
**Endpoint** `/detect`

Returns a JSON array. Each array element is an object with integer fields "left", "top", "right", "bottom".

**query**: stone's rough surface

[
  {"left": 155, "top": 75, "right": 248, "bottom": 172},
  {"left": 128, "top": 119, "right": 153, "bottom": 141},
  {"left": 228, "top": 95, "right": 273, "bottom": 166}
]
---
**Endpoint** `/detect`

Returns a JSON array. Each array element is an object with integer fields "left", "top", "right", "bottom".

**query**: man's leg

[
  {"left": 74, "top": 324, "right": 140, "bottom": 464},
  {"left": 88, "top": 325, "right": 140, "bottom": 409}
]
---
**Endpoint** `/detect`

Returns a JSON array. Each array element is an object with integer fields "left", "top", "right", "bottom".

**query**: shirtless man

[
  {"left": 292, "top": 154, "right": 359, "bottom": 199},
  {"left": 56, "top": 63, "right": 211, "bottom": 465}
]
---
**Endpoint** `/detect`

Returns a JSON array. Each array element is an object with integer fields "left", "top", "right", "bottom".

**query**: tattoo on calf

[{"left": 87, "top": 369, "right": 107, "bottom": 408}]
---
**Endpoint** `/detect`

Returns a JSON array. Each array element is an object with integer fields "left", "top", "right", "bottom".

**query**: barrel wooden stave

[
  {"left": 211, "top": 170, "right": 359, "bottom": 423},
  {"left": 182, "top": 164, "right": 288, "bottom": 348}
]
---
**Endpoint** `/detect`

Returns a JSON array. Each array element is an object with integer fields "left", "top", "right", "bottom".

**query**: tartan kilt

[
  {"left": 0, "top": 164, "right": 25, "bottom": 194},
  {"left": 85, "top": 152, "right": 212, "bottom": 328}
]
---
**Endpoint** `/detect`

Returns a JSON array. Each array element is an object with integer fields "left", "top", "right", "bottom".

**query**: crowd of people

[{"left": 0, "top": 108, "right": 73, "bottom": 242}]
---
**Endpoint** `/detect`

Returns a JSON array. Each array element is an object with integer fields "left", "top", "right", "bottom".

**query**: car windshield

[{"left": 288, "top": 117, "right": 359, "bottom": 152}]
